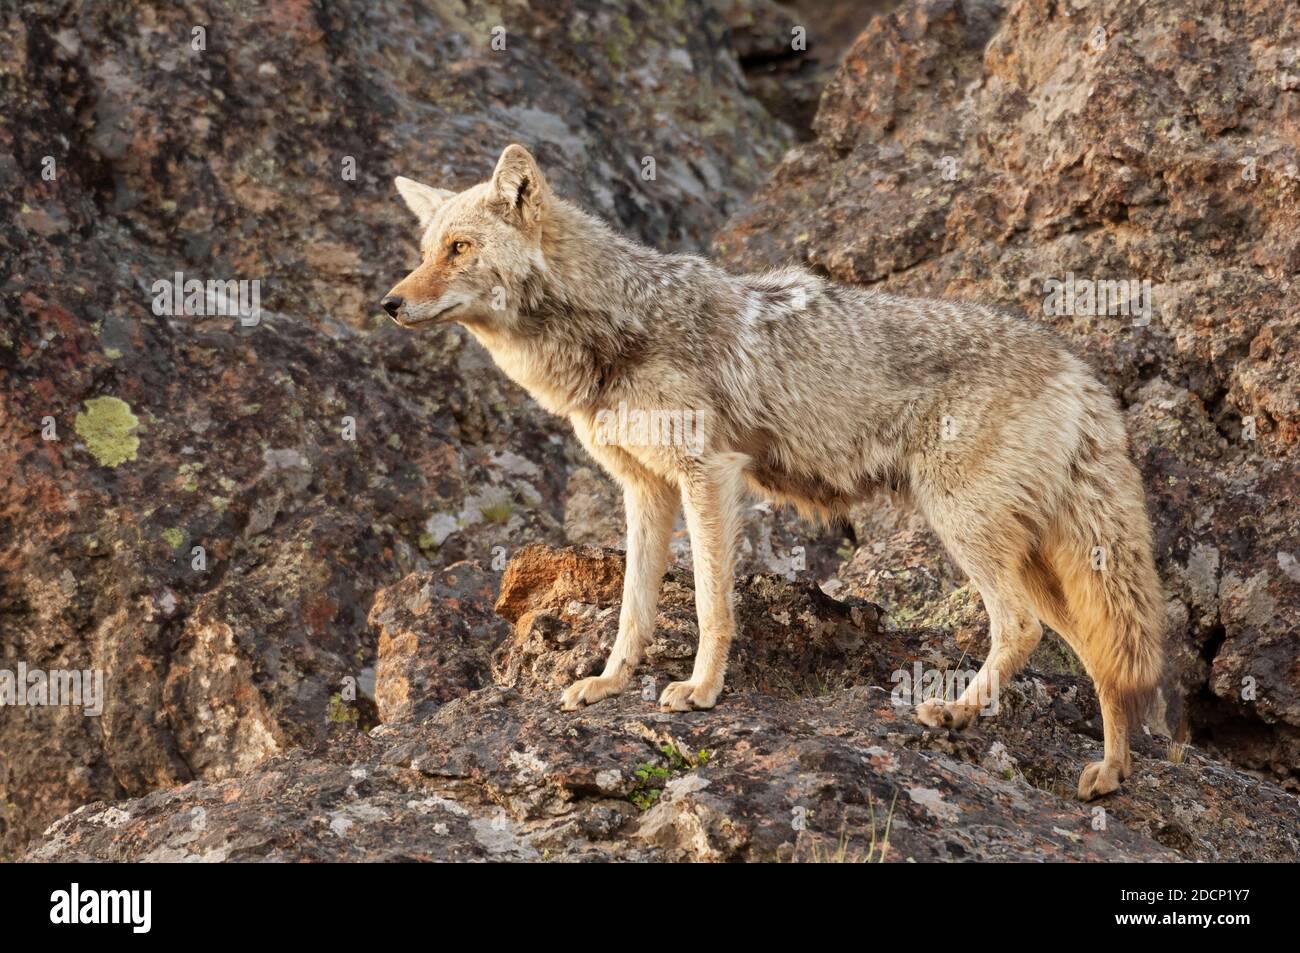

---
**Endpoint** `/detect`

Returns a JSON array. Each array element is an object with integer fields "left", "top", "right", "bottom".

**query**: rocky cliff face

[
  {"left": 716, "top": 0, "right": 1300, "bottom": 791},
  {"left": 5, "top": 0, "right": 1299, "bottom": 862}
]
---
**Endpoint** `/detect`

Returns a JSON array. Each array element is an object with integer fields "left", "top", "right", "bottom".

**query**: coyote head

[{"left": 383, "top": 144, "right": 550, "bottom": 329}]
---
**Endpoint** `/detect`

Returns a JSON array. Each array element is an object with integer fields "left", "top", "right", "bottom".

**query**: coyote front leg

[
  {"left": 660, "top": 455, "right": 745, "bottom": 712},
  {"left": 562, "top": 476, "right": 678, "bottom": 709}
]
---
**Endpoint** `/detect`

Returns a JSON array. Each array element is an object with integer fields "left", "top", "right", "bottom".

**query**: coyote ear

[
  {"left": 394, "top": 176, "right": 453, "bottom": 228},
  {"left": 488, "top": 144, "right": 548, "bottom": 228}
]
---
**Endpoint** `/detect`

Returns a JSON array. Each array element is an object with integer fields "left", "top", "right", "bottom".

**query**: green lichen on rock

[
  {"left": 178, "top": 462, "right": 204, "bottom": 492},
  {"left": 74, "top": 396, "right": 139, "bottom": 467},
  {"left": 161, "top": 527, "right": 184, "bottom": 550}
]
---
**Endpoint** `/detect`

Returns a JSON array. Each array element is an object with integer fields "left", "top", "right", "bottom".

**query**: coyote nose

[{"left": 381, "top": 295, "right": 404, "bottom": 318}]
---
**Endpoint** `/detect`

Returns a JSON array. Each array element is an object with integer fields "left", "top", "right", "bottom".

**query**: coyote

[{"left": 383, "top": 145, "right": 1165, "bottom": 800}]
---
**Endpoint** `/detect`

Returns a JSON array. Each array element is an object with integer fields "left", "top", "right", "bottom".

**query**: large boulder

[
  {"left": 714, "top": 0, "right": 1300, "bottom": 789},
  {"left": 714, "top": 0, "right": 897, "bottom": 137},
  {"left": 370, "top": 562, "right": 510, "bottom": 725}
]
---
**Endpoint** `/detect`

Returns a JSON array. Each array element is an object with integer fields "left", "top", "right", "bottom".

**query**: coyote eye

[{"left": 450, "top": 240, "right": 471, "bottom": 257}]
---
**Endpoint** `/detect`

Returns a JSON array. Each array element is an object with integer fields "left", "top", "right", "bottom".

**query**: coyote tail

[{"left": 1051, "top": 449, "right": 1165, "bottom": 730}]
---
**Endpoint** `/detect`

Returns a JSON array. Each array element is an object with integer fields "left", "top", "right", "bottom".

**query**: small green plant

[
  {"left": 627, "top": 742, "right": 711, "bottom": 811},
  {"left": 808, "top": 828, "right": 861, "bottom": 863},
  {"left": 866, "top": 789, "right": 899, "bottom": 863},
  {"left": 658, "top": 743, "right": 691, "bottom": 771},
  {"left": 804, "top": 790, "right": 898, "bottom": 863},
  {"left": 327, "top": 692, "right": 358, "bottom": 725},
  {"left": 1167, "top": 719, "right": 1191, "bottom": 765},
  {"left": 629, "top": 760, "right": 669, "bottom": 810},
  {"left": 480, "top": 500, "right": 513, "bottom": 524}
]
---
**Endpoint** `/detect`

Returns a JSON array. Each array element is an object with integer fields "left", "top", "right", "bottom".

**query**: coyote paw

[
  {"left": 1077, "top": 760, "right": 1123, "bottom": 800},
  {"left": 561, "top": 675, "right": 625, "bottom": 711},
  {"left": 914, "top": 699, "right": 980, "bottom": 730},
  {"left": 658, "top": 680, "right": 720, "bottom": 712}
]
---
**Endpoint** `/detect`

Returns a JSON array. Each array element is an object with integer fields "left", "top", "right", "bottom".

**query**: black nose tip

[{"left": 381, "top": 295, "right": 403, "bottom": 318}]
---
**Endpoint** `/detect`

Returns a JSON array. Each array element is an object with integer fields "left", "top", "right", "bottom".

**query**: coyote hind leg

[
  {"left": 1077, "top": 684, "right": 1132, "bottom": 799},
  {"left": 1020, "top": 540, "right": 1134, "bottom": 799},
  {"left": 914, "top": 582, "right": 1043, "bottom": 730},
  {"left": 914, "top": 506, "right": 1044, "bottom": 730}
]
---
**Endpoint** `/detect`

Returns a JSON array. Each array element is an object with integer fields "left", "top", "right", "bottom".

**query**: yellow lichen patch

[{"left": 74, "top": 396, "right": 139, "bottom": 467}]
